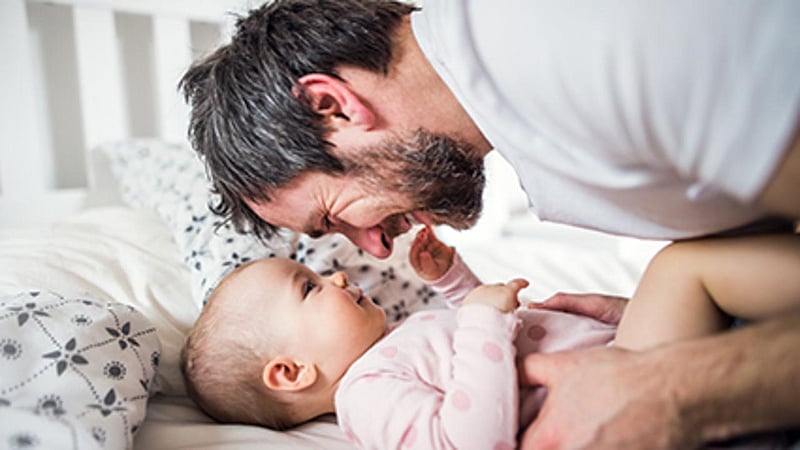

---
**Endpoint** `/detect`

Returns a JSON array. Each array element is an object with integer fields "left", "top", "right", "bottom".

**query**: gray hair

[{"left": 180, "top": 0, "right": 418, "bottom": 240}]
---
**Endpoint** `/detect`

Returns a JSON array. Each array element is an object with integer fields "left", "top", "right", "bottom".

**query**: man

[{"left": 181, "top": 0, "right": 800, "bottom": 448}]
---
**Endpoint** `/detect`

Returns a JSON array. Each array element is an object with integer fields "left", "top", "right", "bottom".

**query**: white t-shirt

[{"left": 412, "top": 0, "right": 800, "bottom": 240}]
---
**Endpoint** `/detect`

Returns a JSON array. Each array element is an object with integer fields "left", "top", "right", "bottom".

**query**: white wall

[{"left": 22, "top": 2, "right": 226, "bottom": 191}]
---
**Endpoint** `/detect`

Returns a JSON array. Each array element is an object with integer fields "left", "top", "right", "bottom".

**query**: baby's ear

[{"left": 262, "top": 356, "right": 318, "bottom": 392}]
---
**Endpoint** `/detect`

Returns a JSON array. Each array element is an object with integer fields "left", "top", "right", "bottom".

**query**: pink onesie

[{"left": 335, "top": 254, "right": 616, "bottom": 450}]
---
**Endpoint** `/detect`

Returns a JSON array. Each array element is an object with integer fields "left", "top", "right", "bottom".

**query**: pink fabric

[
  {"left": 335, "top": 256, "right": 616, "bottom": 450},
  {"left": 426, "top": 252, "right": 482, "bottom": 308}
]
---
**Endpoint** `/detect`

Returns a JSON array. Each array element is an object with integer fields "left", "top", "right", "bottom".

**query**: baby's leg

[{"left": 614, "top": 234, "right": 800, "bottom": 351}]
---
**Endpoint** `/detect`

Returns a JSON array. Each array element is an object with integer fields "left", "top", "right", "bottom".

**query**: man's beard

[{"left": 344, "top": 129, "right": 486, "bottom": 232}]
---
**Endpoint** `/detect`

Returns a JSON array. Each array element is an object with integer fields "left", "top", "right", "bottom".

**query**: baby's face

[{"left": 237, "top": 258, "right": 387, "bottom": 376}]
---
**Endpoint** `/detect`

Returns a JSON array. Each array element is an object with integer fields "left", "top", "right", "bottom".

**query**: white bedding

[{"left": 0, "top": 141, "right": 664, "bottom": 449}]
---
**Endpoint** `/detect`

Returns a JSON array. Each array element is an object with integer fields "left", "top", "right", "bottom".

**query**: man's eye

[
  {"left": 308, "top": 215, "right": 333, "bottom": 239},
  {"left": 303, "top": 280, "right": 316, "bottom": 297}
]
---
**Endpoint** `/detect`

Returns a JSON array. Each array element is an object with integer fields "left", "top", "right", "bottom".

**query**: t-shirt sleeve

[
  {"left": 648, "top": 1, "right": 800, "bottom": 202},
  {"left": 471, "top": 1, "right": 799, "bottom": 202}
]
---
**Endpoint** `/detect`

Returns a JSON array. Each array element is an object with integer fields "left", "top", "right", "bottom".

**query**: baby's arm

[
  {"left": 337, "top": 279, "right": 527, "bottom": 450},
  {"left": 410, "top": 226, "right": 482, "bottom": 308},
  {"left": 441, "top": 282, "right": 527, "bottom": 449}
]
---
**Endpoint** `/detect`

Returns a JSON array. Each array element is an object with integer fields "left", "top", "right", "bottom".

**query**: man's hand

[
  {"left": 464, "top": 278, "right": 529, "bottom": 313},
  {"left": 409, "top": 226, "right": 455, "bottom": 280},
  {"left": 530, "top": 292, "right": 628, "bottom": 325},
  {"left": 520, "top": 346, "right": 691, "bottom": 450}
]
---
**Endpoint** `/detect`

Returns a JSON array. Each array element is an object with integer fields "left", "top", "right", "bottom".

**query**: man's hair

[
  {"left": 180, "top": 0, "right": 418, "bottom": 240},
  {"left": 180, "top": 265, "right": 295, "bottom": 430}
]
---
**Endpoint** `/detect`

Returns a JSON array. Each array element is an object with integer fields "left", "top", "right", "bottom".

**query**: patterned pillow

[
  {"left": 0, "top": 290, "right": 160, "bottom": 450},
  {"left": 103, "top": 139, "right": 445, "bottom": 320}
]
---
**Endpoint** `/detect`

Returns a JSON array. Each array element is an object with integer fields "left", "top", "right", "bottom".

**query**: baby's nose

[{"left": 331, "top": 271, "right": 348, "bottom": 288}]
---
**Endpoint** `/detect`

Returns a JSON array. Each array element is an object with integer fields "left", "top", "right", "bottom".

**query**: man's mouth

[
  {"left": 375, "top": 211, "right": 437, "bottom": 252},
  {"left": 380, "top": 232, "right": 392, "bottom": 250},
  {"left": 379, "top": 212, "right": 426, "bottom": 250}
]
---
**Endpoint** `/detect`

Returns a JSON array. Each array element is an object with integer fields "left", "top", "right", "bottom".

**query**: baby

[{"left": 181, "top": 227, "right": 616, "bottom": 449}]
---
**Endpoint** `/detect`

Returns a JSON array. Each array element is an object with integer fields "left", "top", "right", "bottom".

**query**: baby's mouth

[{"left": 356, "top": 293, "right": 373, "bottom": 306}]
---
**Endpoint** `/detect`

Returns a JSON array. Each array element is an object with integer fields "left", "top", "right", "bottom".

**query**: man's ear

[
  {"left": 296, "top": 73, "right": 375, "bottom": 130},
  {"left": 261, "top": 356, "right": 318, "bottom": 392}
]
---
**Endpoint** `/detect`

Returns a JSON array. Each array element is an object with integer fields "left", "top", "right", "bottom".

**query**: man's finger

[
  {"left": 521, "top": 352, "right": 563, "bottom": 388},
  {"left": 520, "top": 415, "right": 560, "bottom": 450},
  {"left": 531, "top": 292, "right": 628, "bottom": 324},
  {"left": 519, "top": 418, "right": 540, "bottom": 450},
  {"left": 538, "top": 292, "right": 584, "bottom": 310}
]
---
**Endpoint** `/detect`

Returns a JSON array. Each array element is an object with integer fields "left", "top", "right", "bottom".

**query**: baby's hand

[
  {"left": 463, "top": 278, "right": 529, "bottom": 313},
  {"left": 409, "top": 226, "right": 455, "bottom": 281}
]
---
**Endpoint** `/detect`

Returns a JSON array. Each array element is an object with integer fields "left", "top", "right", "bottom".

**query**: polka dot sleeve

[
  {"left": 426, "top": 252, "right": 482, "bottom": 309},
  {"left": 443, "top": 304, "right": 521, "bottom": 450}
]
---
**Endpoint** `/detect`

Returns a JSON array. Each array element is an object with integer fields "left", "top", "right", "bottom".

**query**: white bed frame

[{"left": 0, "top": 0, "right": 255, "bottom": 228}]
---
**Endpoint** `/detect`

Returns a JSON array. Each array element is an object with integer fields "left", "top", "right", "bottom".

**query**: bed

[{"left": 0, "top": 1, "right": 665, "bottom": 448}]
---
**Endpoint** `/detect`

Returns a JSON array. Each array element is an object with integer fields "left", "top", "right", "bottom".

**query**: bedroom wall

[{"left": 23, "top": 2, "right": 226, "bottom": 192}]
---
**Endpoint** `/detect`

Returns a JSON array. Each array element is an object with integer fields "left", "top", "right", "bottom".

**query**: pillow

[
  {"left": 0, "top": 290, "right": 159, "bottom": 450},
  {"left": 102, "top": 139, "right": 445, "bottom": 319},
  {"left": 0, "top": 207, "right": 196, "bottom": 396}
]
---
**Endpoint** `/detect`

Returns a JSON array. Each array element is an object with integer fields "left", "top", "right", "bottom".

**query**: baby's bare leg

[{"left": 615, "top": 234, "right": 800, "bottom": 351}]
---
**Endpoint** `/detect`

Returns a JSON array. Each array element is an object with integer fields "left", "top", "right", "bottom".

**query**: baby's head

[{"left": 181, "top": 257, "right": 387, "bottom": 429}]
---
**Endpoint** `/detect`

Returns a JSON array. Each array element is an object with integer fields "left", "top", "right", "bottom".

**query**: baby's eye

[{"left": 303, "top": 280, "right": 316, "bottom": 298}]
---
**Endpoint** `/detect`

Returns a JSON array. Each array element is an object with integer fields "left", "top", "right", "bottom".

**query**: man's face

[{"left": 247, "top": 129, "right": 486, "bottom": 258}]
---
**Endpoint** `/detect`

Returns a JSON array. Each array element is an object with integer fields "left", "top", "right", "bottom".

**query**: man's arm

[
  {"left": 520, "top": 311, "right": 800, "bottom": 449},
  {"left": 758, "top": 125, "right": 800, "bottom": 219}
]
